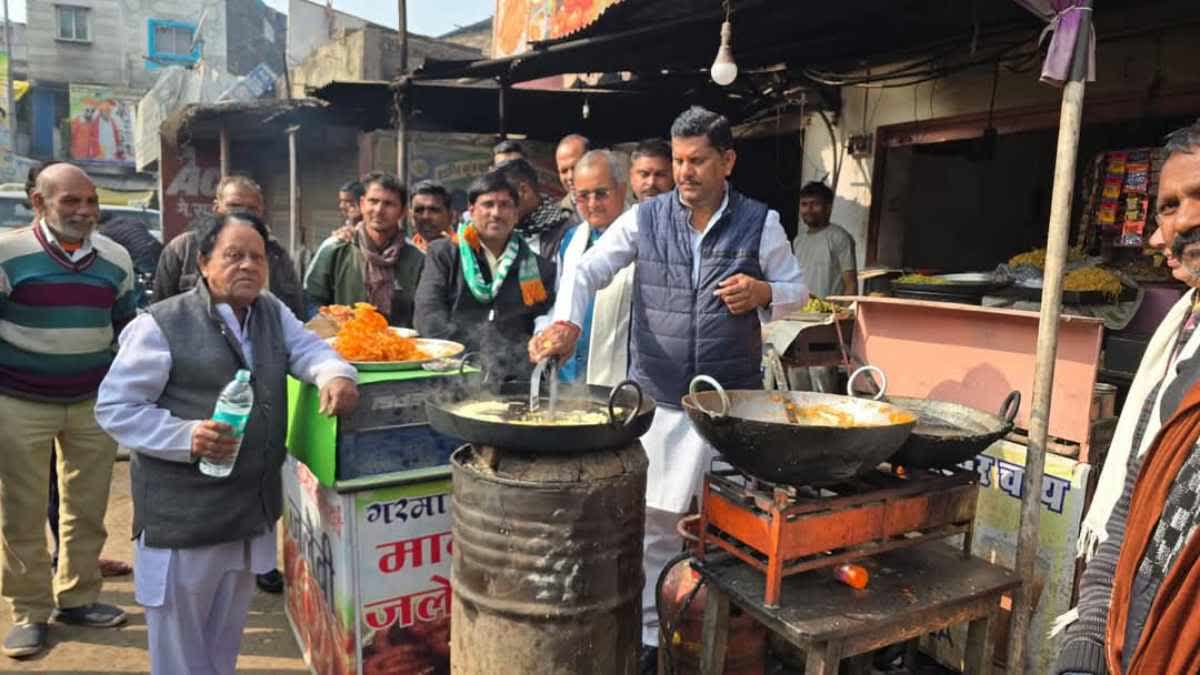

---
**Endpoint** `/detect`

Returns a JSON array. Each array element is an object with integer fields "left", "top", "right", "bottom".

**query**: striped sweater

[{"left": 0, "top": 224, "right": 137, "bottom": 402}]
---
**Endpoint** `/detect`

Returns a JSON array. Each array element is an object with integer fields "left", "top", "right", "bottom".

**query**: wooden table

[{"left": 693, "top": 543, "right": 1021, "bottom": 675}]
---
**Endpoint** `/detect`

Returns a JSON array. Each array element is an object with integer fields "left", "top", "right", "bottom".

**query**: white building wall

[
  {"left": 27, "top": 0, "right": 227, "bottom": 90},
  {"left": 286, "top": 0, "right": 374, "bottom": 71}
]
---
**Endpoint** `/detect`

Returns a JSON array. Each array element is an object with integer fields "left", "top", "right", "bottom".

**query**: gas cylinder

[{"left": 657, "top": 517, "right": 766, "bottom": 675}]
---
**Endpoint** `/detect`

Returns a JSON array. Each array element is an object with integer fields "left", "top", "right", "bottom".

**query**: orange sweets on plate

[{"left": 332, "top": 303, "right": 429, "bottom": 362}]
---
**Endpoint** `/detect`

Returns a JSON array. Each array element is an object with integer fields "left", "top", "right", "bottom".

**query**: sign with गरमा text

[{"left": 356, "top": 479, "right": 451, "bottom": 675}]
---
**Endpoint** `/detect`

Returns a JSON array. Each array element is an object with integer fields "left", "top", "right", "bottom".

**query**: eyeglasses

[{"left": 575, "top": 188, "right": 614, "bottom": 203}]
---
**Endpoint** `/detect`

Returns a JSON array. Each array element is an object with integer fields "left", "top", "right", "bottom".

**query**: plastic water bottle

[{"left": 199, "top": 369, "right": 254, "bottom": 478}]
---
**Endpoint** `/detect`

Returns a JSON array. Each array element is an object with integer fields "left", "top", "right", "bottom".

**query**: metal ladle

[{"left": 529, "top": 356, "right": 560, "bottom": 418}]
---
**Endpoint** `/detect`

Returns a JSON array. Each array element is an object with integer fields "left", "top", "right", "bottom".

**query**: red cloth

[{"left": 1107, "top": 378, "right": 1200, "bottom": 674}]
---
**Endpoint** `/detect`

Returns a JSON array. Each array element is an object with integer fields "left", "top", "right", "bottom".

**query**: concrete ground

[{"left": 0, "top": 460, "right": 309, "bottom": 674}]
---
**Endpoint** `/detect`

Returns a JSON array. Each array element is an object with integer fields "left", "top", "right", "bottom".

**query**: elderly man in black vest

[
  {"left": 531, "top": 106, "right": 808, "bottom": 671},
  {"left": 95, "top": 212, "right": 358, "bottom": 674}
]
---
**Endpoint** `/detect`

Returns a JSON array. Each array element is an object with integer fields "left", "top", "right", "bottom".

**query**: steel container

[
  {"left": 1091, "top": 382, "right": 1118, "bottom": 421},
  {"left": 450, "top": 443, "right": 648, "bottom": 674}
]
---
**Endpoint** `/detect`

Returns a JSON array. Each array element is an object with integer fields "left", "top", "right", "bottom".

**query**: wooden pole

[
  {"left": 396, "top": 0, "right": 408, "bottom": 184},
  {"left": 219, "top": 126, "right": 230, "bottom": 178},
  {"left": 1007, "top": 5, "right": 1091, "bottom": 671},
  {"left": 287, "top": 124, "right": 299, "bottom": 263}
]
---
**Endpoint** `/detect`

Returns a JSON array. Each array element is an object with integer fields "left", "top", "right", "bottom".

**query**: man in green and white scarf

[{"left": 414, "top": 171, "right": 556, "bottom": 382}]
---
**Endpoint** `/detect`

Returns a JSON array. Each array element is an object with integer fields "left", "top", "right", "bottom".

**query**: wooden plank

[
  {"left": 804, "top": 641, "right": 844, "bottom": 675},
  {"left": 695, "top": 543, "right": 1020, "bottom": 646},
  {"left": 699, "top": 588, "right": 730, "bottom": 675},
  {"left": 836, "top": 597, "right": 995, "bottom": 656},
  {"left": 965, "top": 605, "right": 1002, "bottom": 675}
]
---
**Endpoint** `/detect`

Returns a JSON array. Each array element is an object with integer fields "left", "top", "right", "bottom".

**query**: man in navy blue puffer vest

[{"left": 531, "top": 106, "right": 809, "bottom": 671}]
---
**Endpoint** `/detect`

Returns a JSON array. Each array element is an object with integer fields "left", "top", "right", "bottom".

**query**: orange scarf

[{"left": 1106, "top": 378, "right": 1200, "bottom": 674}]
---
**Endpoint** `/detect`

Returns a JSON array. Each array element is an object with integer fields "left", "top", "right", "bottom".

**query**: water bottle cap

[{"left": 235, "top": 369, "right": 251, "bottom": 382}]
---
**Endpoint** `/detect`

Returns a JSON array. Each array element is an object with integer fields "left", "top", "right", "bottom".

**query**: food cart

[{"left": 283, "top": 367, "right": 465, "bottom": 675}]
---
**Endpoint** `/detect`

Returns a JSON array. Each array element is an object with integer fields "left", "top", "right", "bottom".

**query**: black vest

[
  {"left": 630, "top": 189, "right": 767, "bottom": 406},
  {"left": 132, "top": 283, "right": 289, "bottom": 548}
]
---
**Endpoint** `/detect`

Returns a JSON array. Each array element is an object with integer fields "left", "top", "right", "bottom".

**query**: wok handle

[
  {"left": 457, "top": 351, "right": 490, "bottom": 383},
  {"left": 846, "top": 365, "right": 888, "bottom": 401},
  {"left": 608, "top": 379, "right": 644, "bottom": 428},
  {"left": 689, "top": 375, "right": 730, "bottom": 420},
  {"left": 999, "top": 390, "right": 1022, "bottom": 425}
]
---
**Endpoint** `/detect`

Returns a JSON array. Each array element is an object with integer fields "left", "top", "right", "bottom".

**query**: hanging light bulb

[
  {"left": 582, "top": 97, "right": 590, "bottom": 120},
  {"left": 710, "top": 20, "right": 738, "bottom": 86}
]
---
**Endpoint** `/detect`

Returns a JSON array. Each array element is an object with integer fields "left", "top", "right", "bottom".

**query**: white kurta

[
  {"left": 95, "top": 293, "right": 356, "bottom": 674},
  {"left": 537, "top": 221, "right": 636, "bottom": 387}
]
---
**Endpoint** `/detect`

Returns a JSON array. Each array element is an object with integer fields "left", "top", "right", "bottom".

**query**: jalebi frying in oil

[{"left": 332, "top": 303, "right": 429, "bottom": 362}]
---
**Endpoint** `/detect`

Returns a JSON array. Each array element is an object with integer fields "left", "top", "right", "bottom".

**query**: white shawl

[
  {"left": 1053, "top": 289, "right": 1194, "bottom": 636},
  {"left": 556, "top": 222, "right": 635, "bottom": 387},
  {"left": 1077, "top": 288, "right": 1196, "bottom": 560}
]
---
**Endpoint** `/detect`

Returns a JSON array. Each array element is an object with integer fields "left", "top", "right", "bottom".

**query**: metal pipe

[
  {"left": 396, "top": 0, "right": 408, "bottom": 183},
  {"left": 287, "top": 125, "right": 299, "bottom": 263},
  {"left": 498, "top": 78, "right": 508, "bottom": 139},
  {"left": 219, "top": 126, "right": 230, "bottom": 178},
  {"left": 3, "top": 0, "right": 13, "bottom": 148},
  {"left": 1007, "top": 5, "right": 1091, "bottom": 671}
]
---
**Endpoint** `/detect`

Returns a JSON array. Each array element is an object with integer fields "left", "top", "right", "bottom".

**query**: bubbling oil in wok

[
  {"left": 767, "top": 393, "right": 915, "bottom": 427},
  {"left": 453, "top": 399, "right": 627, "bottom": 426}
]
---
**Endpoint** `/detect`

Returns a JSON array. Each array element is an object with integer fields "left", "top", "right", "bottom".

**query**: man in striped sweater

[{"left": 0, "top": 163, "right": 135, "bottom": 658}]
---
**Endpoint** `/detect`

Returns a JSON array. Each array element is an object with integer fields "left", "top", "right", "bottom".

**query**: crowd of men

[{"left": 0, "top": 105, "right": 871, "bottom": 673}]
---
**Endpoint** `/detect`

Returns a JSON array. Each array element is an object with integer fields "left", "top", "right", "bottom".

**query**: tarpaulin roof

[
  {"left": 311, "top": 79, "right": 752, "bottom": 142},
  {"left": 417, "top": 0, "right": 1045, "bottom": 84}
]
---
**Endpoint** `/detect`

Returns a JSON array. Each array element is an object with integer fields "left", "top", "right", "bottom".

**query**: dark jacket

[
  {"left": 302, "top": 234, "right": 425, "bottom": 328},
  {"left": 519, "top": 197, "right": 576, "bottom": 260},
  {"left": 99, "top": 217, "right": 163, "bottom": 275},
  {"left": 414, "top": 236, "right": 555, "bottom": 382},
  {"left": 630, "top": 188, "right": 768, "bottom": 406},
  {"left": 134, "top": 282, "right": 289, "bottom": 549},
  {"left": 153, "top": 228, "right": 306, "bottom": 319}
]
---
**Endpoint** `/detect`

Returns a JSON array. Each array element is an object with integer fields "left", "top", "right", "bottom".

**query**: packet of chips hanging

[
  {"left": 1120, "top": 195, "right": 1149, "bottom": 247},
  {"left": 1118, "top": 151, "right": 1152, "bottom": 246}
]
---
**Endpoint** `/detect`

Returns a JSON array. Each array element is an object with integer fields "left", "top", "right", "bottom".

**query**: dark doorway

[{"left": 731, "top": 134, "right": 804, "bottom": 239}]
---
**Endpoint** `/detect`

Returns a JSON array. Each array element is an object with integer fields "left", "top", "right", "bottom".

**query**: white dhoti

[
  {"left": 639, "top": 407, "right": 722, "bottom": 647},
  {"left": 136, "top": 530, "right": 276, "bottom": 675}
]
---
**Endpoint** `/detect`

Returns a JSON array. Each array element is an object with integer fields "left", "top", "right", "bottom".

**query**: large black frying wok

[
  {"left": 682, "top": 373, "right": 917, "bottom": 486},
  {"left": 883, "top": 391, "right": 1021, "bottom": 468},
  {"left": 842, "top": 365, "right": 1022, "bottom": 469},
  {"left": 424, "top": 357, "right": 656, "bottom": 453}
]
